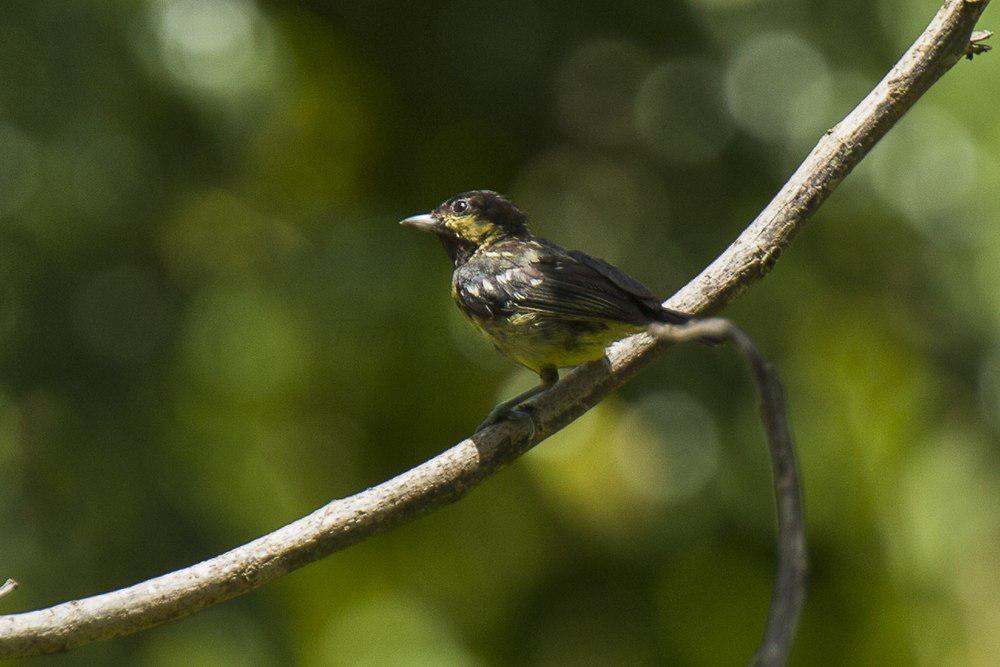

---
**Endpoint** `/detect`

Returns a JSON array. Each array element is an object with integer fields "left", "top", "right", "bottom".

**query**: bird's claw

[{"left": 477, "top": 404, "right": 537, "bottom": 439}]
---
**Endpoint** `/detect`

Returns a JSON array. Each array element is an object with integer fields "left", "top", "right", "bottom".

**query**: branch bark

[{"left": 0, "top": 0, "right": 990, "bottom": 659}]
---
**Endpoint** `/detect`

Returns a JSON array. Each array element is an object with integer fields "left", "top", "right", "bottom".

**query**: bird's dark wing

[
  {"left": 566, "top": 250, "right": 655, "bottom": 301},
  {"left": 565, "top": 250, "right": 690, "bottom": 324},
  {"left": 475, "top": 241, "right": 686, "bottom": 325}
]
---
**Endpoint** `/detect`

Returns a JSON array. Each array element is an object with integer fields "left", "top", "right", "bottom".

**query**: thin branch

[
  {"left": 0, "top": 581, "right": 17, "bottom": 601},
  {"left": 651, "top": 321, "right": 806, "bottom": 667},
  {"left": 0, "top": 0, "right": 990, "bottom": 659},
  {"left": 661, "top": 0, "right": 991, "bottom": 319}
]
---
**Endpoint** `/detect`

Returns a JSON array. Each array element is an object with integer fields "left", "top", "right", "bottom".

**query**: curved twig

[
  {"left": 0, "top": 0, "right": 990, "bottom": 659},
  {"left": 651, "top": 321, "right": 805, "bottom": 666}
]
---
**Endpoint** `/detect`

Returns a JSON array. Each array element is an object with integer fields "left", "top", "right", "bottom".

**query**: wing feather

[
  {"left": 457, "top": 240, "right": 690, "bottom": 325},
  {"left": 505, "top": 241, "right": 669, "bottom": 324}
]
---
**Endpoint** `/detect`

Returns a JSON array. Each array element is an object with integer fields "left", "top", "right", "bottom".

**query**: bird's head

[{"left": 400, "top": 190, "right": 529, "bottom": 262}]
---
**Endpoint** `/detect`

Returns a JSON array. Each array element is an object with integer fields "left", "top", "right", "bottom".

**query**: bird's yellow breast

[{"left": 461, "top": 309, "right": 641, "bottom": 373}]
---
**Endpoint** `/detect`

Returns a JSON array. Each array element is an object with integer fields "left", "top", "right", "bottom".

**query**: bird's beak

[{"left": 399, "top": 213, "right": 439, "bottom": 233}]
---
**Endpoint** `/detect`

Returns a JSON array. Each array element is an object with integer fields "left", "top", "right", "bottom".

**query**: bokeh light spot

[
  {"left": 513, "top": 149, "right": 659, "bottom": 263},
  {"left": 725, "top": 32, "right": 833, "bottom": 142},
  {"left": 634, "top": 58, "right": 735, "bottom": 165},
  {"left": 612, "top": 391, "right": 720, "bottom": 504},
  {"left": 525, "top": 391, "right": 719, "bottom": 539},
  {"left": 149, "top": 0, "right": 278, "bottom": 97},
  {"left": 869, "top": 106, "right": 977, "bottom": 240},
  {"left": 891, "top": 429, "right": 996, "bottom": 586},
  {"left": 160, "top": 0, "right": 254, "bottom": 56}
]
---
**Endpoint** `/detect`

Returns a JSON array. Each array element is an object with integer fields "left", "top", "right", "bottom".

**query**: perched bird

[{"left": 401, "top": 190, "right": 690, "bottom": 429}]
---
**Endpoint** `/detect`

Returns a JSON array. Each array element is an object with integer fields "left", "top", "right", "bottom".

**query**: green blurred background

[{"left": 1, "top": 0, "right": 998, "bottom": 664}]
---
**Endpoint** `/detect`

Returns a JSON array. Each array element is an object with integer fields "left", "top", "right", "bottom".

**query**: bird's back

[{"left": 451, "top": 237, "right": 687, "bottom": 371}]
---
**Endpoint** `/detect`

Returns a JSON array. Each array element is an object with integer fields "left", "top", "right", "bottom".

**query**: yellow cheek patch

[{"left": 446, "top": 215, "right": 498, "bottom": 244}]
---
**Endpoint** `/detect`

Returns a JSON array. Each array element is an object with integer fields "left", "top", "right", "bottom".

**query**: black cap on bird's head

[{"left": 400, "top": 191, "right": 529, "bottom": 260}]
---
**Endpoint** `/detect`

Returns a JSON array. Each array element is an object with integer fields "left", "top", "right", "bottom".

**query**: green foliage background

[{"left": 1, "top": 0, "right": 998, "bottom": 664}]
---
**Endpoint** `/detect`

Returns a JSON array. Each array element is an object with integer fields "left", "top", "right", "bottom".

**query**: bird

[{"left": 400, "top": 190, "right": 691, "bottom": 430}]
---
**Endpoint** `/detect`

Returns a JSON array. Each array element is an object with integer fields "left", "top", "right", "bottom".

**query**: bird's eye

[{"left": 452, "top": 199, "right": 469, "bottom": 214}]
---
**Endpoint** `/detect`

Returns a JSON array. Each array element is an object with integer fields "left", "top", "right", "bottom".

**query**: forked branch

[{"left": 0, "top": 0, "right": 990, "bottom": 660}]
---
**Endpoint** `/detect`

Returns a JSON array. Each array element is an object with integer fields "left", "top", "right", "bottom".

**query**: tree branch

[
  {"left": 0, "top": 0, "right": 990, "bottom": 659},
  {"left": 0, "top": 581, "right": 17, "bottom": 602}
]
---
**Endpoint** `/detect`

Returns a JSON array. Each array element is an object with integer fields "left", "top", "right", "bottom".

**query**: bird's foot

[
  {"left": 476, "top": 371, "right": 557, "bottom": 438},
  {"left": 477, "top": 403, "right": 537, "bottom": 439}
]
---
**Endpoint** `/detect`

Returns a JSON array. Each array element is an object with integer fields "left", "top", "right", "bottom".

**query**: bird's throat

[{"left": 439, "top": 235, "right": 478, "bottom": 268}]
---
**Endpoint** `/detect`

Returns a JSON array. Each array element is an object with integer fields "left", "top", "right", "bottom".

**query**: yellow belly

[{"left": 465, "top": 311, "right": 642, "bottom": 373}]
